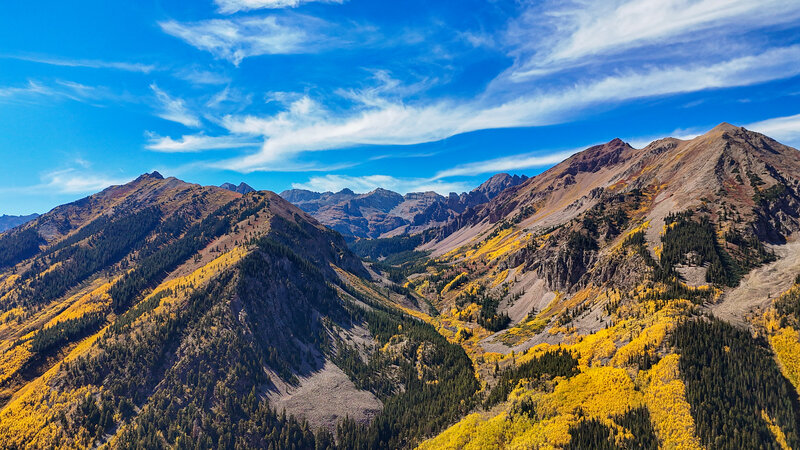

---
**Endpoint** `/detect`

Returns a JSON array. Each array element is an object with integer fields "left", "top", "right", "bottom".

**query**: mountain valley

[{"left": 1, "top": 124, "right": 800, "bottom": 449}]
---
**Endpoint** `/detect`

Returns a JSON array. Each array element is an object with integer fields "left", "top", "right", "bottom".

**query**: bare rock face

[
  {"left": 279, "top": 173, "right": 527, "bottom": 240},
  {"left": 220, "top": 181, "right": 256, "bottom": 195},
  {"left": 424, "top": 123, "right": 800, "bottom": 298}
]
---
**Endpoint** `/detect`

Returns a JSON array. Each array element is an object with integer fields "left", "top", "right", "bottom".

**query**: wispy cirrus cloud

[
  {"left": 292, "top": 174, "right": 470, "bottom": 195},
  {"left": 746, "top": 113, "right": 800, "bottom": 146},
  {"left": 40, "top": 168, "right": 127, "bottom": 194},
  {"left": 0, "top": 166, "right": 127, "bottom": 196},
  {"left": 433, "top": 150, "right": 577, "bottom": 179},
  {"left": 0, "top": 80, "right": 53, "bottom": 100},
  {"left": 150, "top": 83, "right": 201, "bottom": 127},
  {"left": 2, "top": 54, "right": 157, "bottom": 73},
  {"left": 0, "top": 79, "right": 132, "bottom": 105},
  {"left": 215, "top": 0, "right": 344, "bottom": 14},
  {"left": 504, "top": 0, "right": 800, "bottom": 80},
  {"left": 216, "top": 45, "right": 800, "bottom": 172},
  {"left": 173, "top": 67, "right": 230, "bottom": 86},
  {"left": 145, "top": 132, "right": 260, "bottom": 152},
  {"left": 159, "top": 15, "right": 324, "bottom": 65}
]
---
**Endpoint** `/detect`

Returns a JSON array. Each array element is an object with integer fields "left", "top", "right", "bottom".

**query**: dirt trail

[{"left": 712, "top": 239, "right": 800, "bottom": 326}]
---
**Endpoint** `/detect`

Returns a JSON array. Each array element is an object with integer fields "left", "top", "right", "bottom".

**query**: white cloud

[
  {"left": 0, "top": 80, "right": 53, "bottom": 99},
  {"left": 2, "top": 54, "right": 156, "bottom": 73},
  {"left": 205, "top": 86, "right": 254, "bottom": 112},
  {"left": 627, "top": 126, "right": 708, "bottom": 148},
  {"left": 150, "top": 83, "right": 201, "bottom": 127},
  {"left": 292, "top": 174, "right": 470, "bottom": 195},
  {"left": 159, "top": 16, "right": 317, "bottom": 65},
  {"left": 0, "top": 166, "right": 128, "bottom": 196},
  {"left": 40, "top": 169, "right": 127, "bottom": 194},
  {"left": 173, "top": 68, "right": 230, "bottom": 85},
  {"left": 335, "top": 70, "right": 437, "bottom": 107},
  {"left": 433, "top": 150, "right": 577, "bottom": 179},
  {"left": 145, "top": 132, "right": 260, "bottom": 152},
  {"left": 217, "top": 45, "right": 800, "bottom": 172},
  {"left": 53, "top": 80, "right": 124, "bottom": 104},
  {"left": 215, "top": 0, "right": 344, "bottom": 14},
  {"left": 746, "top": 113, "right": 800, "bottom": 147},
  {"left": 0, "top": 79, "right": 130, "bottom": 105},
  {"left": 506, "top": 0, "right": 800, "bottom": 80}
]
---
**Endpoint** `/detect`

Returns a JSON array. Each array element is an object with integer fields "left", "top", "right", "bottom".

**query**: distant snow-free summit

[{"left": 280, "top": 173, "right": 528, "bottom": 240}]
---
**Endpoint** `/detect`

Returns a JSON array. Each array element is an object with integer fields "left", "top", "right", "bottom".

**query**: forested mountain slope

[
  {"left": 3, "top": 123, "right": 800, "bottom": 449},
  {"left": 365, "top": 124, "right": 800, "bottom": 449},
  {"left": 0, "top": 174, "right": 478, "bottom": 448}
]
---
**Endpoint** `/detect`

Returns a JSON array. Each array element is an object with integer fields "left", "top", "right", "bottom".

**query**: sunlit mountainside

[
  {"left": 403, "top": 123, "right": 800, "bottom": 449},
  {"left": 2, "top": 124, "right": 800, "bottom": 449}
]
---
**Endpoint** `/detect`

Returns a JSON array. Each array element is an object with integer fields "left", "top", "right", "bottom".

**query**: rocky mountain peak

[
  {"left": 220, "top": 182, "right": 256, "bottom": 195},
  {"left": 134, "top": 171, "right": 164, "bottom": 183},
  {"left": 709, "top": 121, "right": 740, "bottom": 134},
  {"left": 279, "top": 173, "right": 528, "bottom": 240},
  {"left": 474, "top": 173, "right": 529, "bottom": 197}
]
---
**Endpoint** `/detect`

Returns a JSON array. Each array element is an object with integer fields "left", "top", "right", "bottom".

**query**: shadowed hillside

[
  {"left": 3, "top": 124, "right": 800, "bottom": 449},
  {"left": 0, "top": 174, "right": 478, "bottom": 448}
]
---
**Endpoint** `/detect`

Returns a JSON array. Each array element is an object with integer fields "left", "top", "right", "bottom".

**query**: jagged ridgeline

[
  {"left": 4, "top": 123, "right": 800, "bottom": 449},
  {"left": 0, "top": 173, "right": 478, "bottom": 448},
  {"left": 390, "top": 124, "right": 800, "bottom": 448}
]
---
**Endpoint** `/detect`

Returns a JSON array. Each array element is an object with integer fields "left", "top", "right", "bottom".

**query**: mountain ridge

[
  {"left": 280, "top": 173, "right": 528, "bottom": 240},
  {"left": 425, "top": 124, "right": 800, "bottom": 255},
  {"left": 2, "top": 123, "right": 800, "bottom": 449},
  {"left": 0, "top": 172, "right": 477, "bottom": 448},
  {"left": 0, "top": 214, "right": 39, "bottom": 233},
  {"left": 399, "top": 123, "right": 800, "bottom": 447},
  {"left": 220, "top": 181, "right": 256, "bottom": 195}
]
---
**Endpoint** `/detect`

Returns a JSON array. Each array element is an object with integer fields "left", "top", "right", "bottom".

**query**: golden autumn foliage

[
  {"left": 419, "top": 293, "right": 705, "bottom": 450},
  {"left": 762, "top": 410, "right": 791, "bottom": 450},
  {"left": 492, "top": 269, "right": 509, "bottom": 288},
  {"left": 769, "top": 326, "right": 800, "bottom": 392},
  {"left": 0, "top": 344, "right": 33, "bottom": 386},
  {"left": 613, "top": 220, "right": 650, "bottom": 252},
  {"left": 442, "top": 272, "right": 469, "bottom": 294},
  {"left": 421, "top": 366, "right": 644, "bottom": 449},
  {"left": 0, "top": 247, "right": 249, "bottom": 447},
  {"left": 0, "top": 330, "right": 105, "bottom": 449},
  {"left": 419, "top": 353, "right": 703, "bottom": 450},
  {"left": 764, "top": 285, "right": 800, "bottom": 399},
  {"left": 496, "top": 317, "right": 548, "bottom": 346},
  {"left": 640, "top": 355, "right": 702, "bottom": 449}
]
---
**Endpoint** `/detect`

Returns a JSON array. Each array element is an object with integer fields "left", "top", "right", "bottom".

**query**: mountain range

[
  {"left": 280, "top": 173, "right": 527, "bottom": 240},
  {"left": 220, "top": 182, "right": 256, "bottom": 195},
  {"left": 0, "top": 214, "right": 39, "bottom": 233},
  {"left": 1, "top": 123, "right": 800, "bottom": 448}
]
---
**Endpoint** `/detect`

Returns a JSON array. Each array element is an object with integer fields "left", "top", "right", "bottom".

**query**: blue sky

[{"left": 1, "top": 0, "right": 800, "bottom": 215}]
